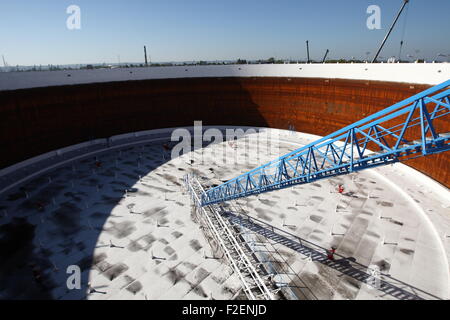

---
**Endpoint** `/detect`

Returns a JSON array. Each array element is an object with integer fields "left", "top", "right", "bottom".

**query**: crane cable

[{"left": 398, "top": 1, "right": 410, "bottom": 61}]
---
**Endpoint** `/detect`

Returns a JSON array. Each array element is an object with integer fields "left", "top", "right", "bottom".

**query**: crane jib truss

[{"left": 201, "top": 79, "right": 450, "bottom": 206}]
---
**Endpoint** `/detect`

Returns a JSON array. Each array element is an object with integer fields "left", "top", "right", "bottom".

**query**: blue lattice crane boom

[{"left": 201, "top": 79, "right": 450, "bottom": 206}]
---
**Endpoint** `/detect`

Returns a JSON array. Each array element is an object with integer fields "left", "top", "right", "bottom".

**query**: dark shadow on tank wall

[{"left": 0, "top": 78, "right": 270, "bottom": 300}]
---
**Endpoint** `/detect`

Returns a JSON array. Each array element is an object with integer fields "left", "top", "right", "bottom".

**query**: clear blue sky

[{"left": 1, "top": 0, "right": 449, "bottom": 65}]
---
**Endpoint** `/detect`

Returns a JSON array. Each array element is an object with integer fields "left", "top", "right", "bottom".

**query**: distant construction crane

[
  {"left": 322, "top": 49, "right": 329, "bottom": 63},
  {"left": 306, "top": 40, "right": 310, "bottom": 63},
  {"left": 144, "top": 46, "right": 148, "bottom": 66},
  {"left": 201, "top": 79, "right": 450, "bottom": 206},
  {"left": 2, "top": 55, "right": 8, "bottom": 68},
  {"left": 372, "top": 0, "right": 410, "bottom": 63}
]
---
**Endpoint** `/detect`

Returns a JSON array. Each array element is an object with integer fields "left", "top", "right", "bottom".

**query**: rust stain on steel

[{"left": 0, "top": 77, "right": 448, "bottom": 187}]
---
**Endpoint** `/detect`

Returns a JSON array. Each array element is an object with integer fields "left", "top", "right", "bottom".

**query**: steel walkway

[
  {"left": 222, "top": 209, "right": 442, "bottom": 300},
  {"left": 202, "top": 79, "right": 450, "bottom": 206},
  {"left": 184, "top": 174, "right": 278, "bottom": 300}
]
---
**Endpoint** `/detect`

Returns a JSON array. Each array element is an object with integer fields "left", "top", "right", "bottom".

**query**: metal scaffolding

[
  {"left": 184, "top": 174, "right": 278, "bottom": 300},
  {"left": 202, "top": 79, "right": 450, "bottom": 206}
]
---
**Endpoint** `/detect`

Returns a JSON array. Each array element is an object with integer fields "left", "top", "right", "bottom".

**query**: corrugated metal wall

[{"left": 0, "top": 77, "right": 448, "bottom": 187}]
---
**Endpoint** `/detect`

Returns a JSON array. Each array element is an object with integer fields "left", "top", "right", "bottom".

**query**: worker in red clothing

[
  {"left": 162, "top": 143, "right": 170, "bottom": 160},
  {"left": 36, "top": 201, "right": 45, "bottom": 212},
  {"left": 327, "top": 247, "right": 336, "bottom": 261},
  {"left": 338, "top": 184, "right": 345, "bottom": 194},
  {"left": 30, "top": 263, "right": 44, "bottom": 287}
]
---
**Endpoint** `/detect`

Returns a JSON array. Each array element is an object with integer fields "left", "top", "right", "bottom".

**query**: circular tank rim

[{"left": 0, "top": 63, "right": 449, "bottom": 92}]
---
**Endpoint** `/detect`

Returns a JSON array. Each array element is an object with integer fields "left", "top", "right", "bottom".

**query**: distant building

[{"left": 387, "top": 57, "right": 397, "bottom": 63}]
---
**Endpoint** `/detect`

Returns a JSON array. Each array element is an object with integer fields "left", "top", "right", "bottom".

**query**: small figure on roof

[
  {"left": 36, "top": 201, "right": 45, "bottom": 212},
  {"left": 162, "top": 143, "right": 170, "bottom": 152},
  {"left": 162, "top": 143, "right": 171, "bottom": 160},
  {"left": 228, "top": 140, "right": 237, "bottom": 149},
  {"left": 327, "top": 247, "right": 336, "bottom": 261},
  {"left": 31, "top": 265, "right": 44, "bottom": 286},
  {"left": 95, "top": 160, "right": 102, "bottom": 168},
  {"left": 338, "top": 184, "right": 345, "bottom": 194}
]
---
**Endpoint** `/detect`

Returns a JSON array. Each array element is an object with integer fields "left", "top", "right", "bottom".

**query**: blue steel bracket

[{"left": 202, "top": 79, "right": 450, "bottom": 206}]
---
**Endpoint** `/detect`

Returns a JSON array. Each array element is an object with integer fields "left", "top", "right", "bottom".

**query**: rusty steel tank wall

[{"left": 0, "top": 77, "right": 448, "bottom": 187}]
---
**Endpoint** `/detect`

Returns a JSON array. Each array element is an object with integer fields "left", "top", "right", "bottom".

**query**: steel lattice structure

[
  {"left": 185, "top": 174, "right": 276, "bottom": 300},
  {"left": 202, "top": 79, "right": 450, "bottom": 206}
]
